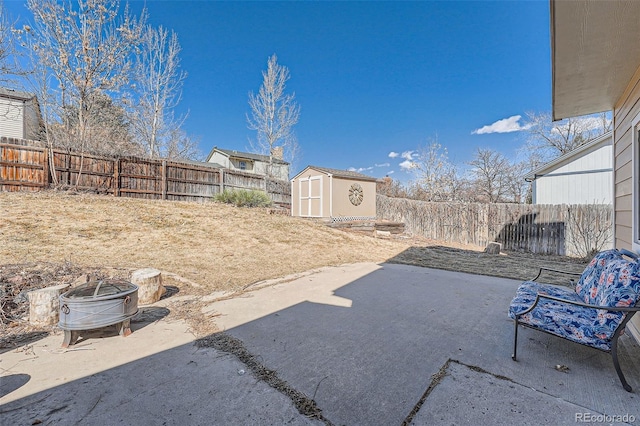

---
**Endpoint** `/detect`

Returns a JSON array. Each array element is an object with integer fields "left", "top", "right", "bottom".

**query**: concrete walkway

[{"left": 1, "top": 263, "right": 639, "bottom": 425}]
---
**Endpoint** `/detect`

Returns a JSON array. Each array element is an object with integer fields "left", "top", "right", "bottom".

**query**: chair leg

[
  {"left": 611, "top": 337, "right": 632, "bottom": 392},
  {"left": 512, "top": 319, "right": 519, "bottom": 361}
]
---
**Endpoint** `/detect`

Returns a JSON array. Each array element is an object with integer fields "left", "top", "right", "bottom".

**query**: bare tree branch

[
  {"left": 24, "top": 0, "right": 146, "bottom": 156},
  {"left": 0, "top": 0, "right": 23, "bottom": 84},
  {"left": 525, "top": 111, "right": 611, "bottom": 161},
  {"left": 247, "top": 54, "right": 300, "bottom": 177},
  {"left": 468, "top": 148, "right": 513, "bottom": 203},
  {"left": 129, "top": 24, "right": 189, "bottom": 159},
  {"left": 410, "top": 139, "right": 461, "bottom": 202}
]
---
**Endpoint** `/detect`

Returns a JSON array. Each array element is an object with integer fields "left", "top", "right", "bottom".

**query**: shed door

[{"left": 299, "top": 176, "right": 322, "bottom": 217}]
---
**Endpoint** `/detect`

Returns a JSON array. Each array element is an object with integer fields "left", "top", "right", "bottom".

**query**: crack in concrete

[
  {"left": 196, "top": 333, "right": 333, "bottom": 425},
  {"left": 401, "top": 358, "right": 609, "bottom": 425}
]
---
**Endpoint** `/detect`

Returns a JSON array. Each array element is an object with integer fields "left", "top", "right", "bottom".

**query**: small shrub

[{"left": 214, "top": 189, "right": 273, "bottom": 208}]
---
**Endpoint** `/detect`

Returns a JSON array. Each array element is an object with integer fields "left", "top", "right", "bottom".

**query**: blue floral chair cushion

[
  {"left": 575, "top": 249, "right": 620, "bottom": 305},
  {"left": 589, "top": 256, "right": 640, "bottom": 308},
  {"left": 508, "top": 281, "right": 624, "bottom": 351},
  {"left": 509, "top": 249, "right": 640, "bottom": 351}
]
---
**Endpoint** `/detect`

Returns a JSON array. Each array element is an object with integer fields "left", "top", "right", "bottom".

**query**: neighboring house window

[{"left": 239, "top": 161, "right": 246, "bottom": 170}]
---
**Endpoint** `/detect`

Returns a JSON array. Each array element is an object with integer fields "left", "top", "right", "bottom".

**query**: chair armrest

[
  {"left": 531, "top": 267, "right": 582, "bottom": 287},
  {"left": 539, "top": 293, "right": 640, "bottom": 312},
  {"left": 516, "top": 292, "right": 640, "bottom": 319}
]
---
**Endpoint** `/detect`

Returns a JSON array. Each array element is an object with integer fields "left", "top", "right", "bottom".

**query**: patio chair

[{"left": 508, "top": 249, "right": 640, "bottom": 392}]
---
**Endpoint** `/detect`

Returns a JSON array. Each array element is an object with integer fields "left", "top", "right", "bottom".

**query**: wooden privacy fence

[
  {"left": 377, "top": 195, "right": 613, "bottom": 257},
  {"left": 0, "top": 138, "right": 291, "bottom": 207}
]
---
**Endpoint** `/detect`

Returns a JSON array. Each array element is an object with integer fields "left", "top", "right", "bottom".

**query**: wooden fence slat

[{"left": 161, "top": 160, "right": 167, "bottom": 200}]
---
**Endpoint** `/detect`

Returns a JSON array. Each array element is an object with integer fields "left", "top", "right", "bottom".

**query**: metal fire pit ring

[{"left": 58, "top": 280, "right": 139, "bottom": 348}]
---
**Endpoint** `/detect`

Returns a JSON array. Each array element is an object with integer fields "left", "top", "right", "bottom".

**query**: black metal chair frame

[{"left": 511, "top": 267, "right": 640, "bottom": 392}]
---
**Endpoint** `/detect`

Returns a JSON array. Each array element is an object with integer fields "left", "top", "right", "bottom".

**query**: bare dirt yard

[{"left": 0, "top": 191, "right": 588, "bottom": 346}]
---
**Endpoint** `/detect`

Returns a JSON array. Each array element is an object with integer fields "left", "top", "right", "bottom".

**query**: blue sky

[{"left": 5, "top": 0, "right": 552, "bottom": 180}]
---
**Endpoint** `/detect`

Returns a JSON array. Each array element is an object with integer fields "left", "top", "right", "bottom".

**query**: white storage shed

[{"left": 291, "top": 166, "right": 377, "bottom": 221}]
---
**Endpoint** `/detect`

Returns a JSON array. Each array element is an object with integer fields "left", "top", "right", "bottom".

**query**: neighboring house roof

[
  {"left": 292, "top": 165, "right": 378, "bottom": 182},
  {"left": 551, "top": 1, "right": 640, "bottom": 120},
  {"left": 0, "top": 87, "right": 36, "bottom": 101},
  {"left": 178, "top": 159, "right": 223, "bottom": 169},
  {"left": 524, "top": 131, "right": 613, "bottom": 182},
  {"left": 205, "top": 147, "right": 289, "bottom": 165}
]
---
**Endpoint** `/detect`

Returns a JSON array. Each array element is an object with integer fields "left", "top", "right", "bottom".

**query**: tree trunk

[
  {"left": 131, "top": 268, "right": 165, "bottom": 305},
  {"left": 28, "top": 284, "right": 70, "bottom": 326}
]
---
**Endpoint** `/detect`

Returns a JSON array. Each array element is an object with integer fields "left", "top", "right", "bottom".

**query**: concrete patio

[{"left": 1, "top": 263, "right": 639, "bottom": 425}]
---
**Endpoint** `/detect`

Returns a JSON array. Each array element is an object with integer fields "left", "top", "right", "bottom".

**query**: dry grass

[{"left": 0, "top": 191, "right": 410, "bottom": 294}]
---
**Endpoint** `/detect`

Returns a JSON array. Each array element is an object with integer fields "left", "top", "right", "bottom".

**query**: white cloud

[
  {"left": 375, "top": 162, "right": 390, "bottom": 167},
  {"left": 401, "top": 150, "right": 415, "bottom": 160},
  {"left": 387, "top": 170, "right": 395, "bottom": 175},
  {"left": 472, "top": 115, "right": 532, "bottom": 135},
  {"left": 388, "top": 151, "right": 399, "bottom": 158},
  {"left": 399, "top": 160, "right": 415, "bottom": 171},
  {"left": 348, "top": 166, "right": 374, "bottom": 173}
]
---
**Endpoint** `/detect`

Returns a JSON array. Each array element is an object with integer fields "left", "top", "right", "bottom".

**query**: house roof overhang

[
  {"left": 205, "top": 147, "right": 289, "bottom": 165},
  {"left": 0, "top": 87, "right": 35, "bottom": 101},
  {"left": 551, "top": 0, "right": 640, "bottom": 121}
]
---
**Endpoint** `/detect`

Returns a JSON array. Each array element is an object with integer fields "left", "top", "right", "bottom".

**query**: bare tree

[
  {"left": 57, "top": 91, "right": 141, "bottom": 156},
  {"left": 164, "top": 127, "right": 202, "bottom": 161},
  {"left": 566, "top": 203, "right": 613, "bottom": 258},
  {"left": 410, "top": 140, "right": 461, "bottom": 202},
  {"left": 525, "top": 111, "right": 611, "bottom": 161},
  {"left": 129, "top": 24, "right": 188, "bottom": 159},
  {"left": 247, "top": 54, "right": 300, "bottom": 177},
  {"left": 377, "top": 176, "right": 408, "bottom": 198},
  {"left": 0, "top": 0, "right": 19, "bottom": 83},
  {"left": 468, "top": 148, "right": 513, "bottom": 203},
  {"left": 24, "top": 0, "right": 145, "bottom": 157}
]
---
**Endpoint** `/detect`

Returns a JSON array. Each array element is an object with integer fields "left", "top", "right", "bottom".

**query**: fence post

[
  {"left": 482, "top": 204, "right": 490, "bottom": 247},
  {"left": 114, "top": 158, "right": 120, "bottom": 197},
  {"left": 42, "top": 148, "right": 50, "bottom": 188},
  {"left": 219, "top": 168, "right": 224, "bottom": 193},
  {"left": 162, "top": 160, "right": 167, "bottom": 200}
]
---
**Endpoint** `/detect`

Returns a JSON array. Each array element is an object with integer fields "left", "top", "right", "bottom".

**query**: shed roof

[
  {"left": 206, "top": 147, "right": 289, "bottom": 165},
  {"left": 551, "top": 0, "right": 640, "bottom": 120},
  {"left": 292, "top": 165, "right": 378, "bottom": 182},
  {"left": 524, "top": 131, "right": 612, "bottom": 181},
  {"left": 0, "top": 87, "right": 35, "bottom": 101}
]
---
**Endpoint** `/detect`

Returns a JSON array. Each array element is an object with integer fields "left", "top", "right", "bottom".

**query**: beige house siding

[
  {"left": 613, "top": 63, "right": 640, "bottom": 342},
  {"left": 206, "top": 148, "right": 290, "bottom": 181}
]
